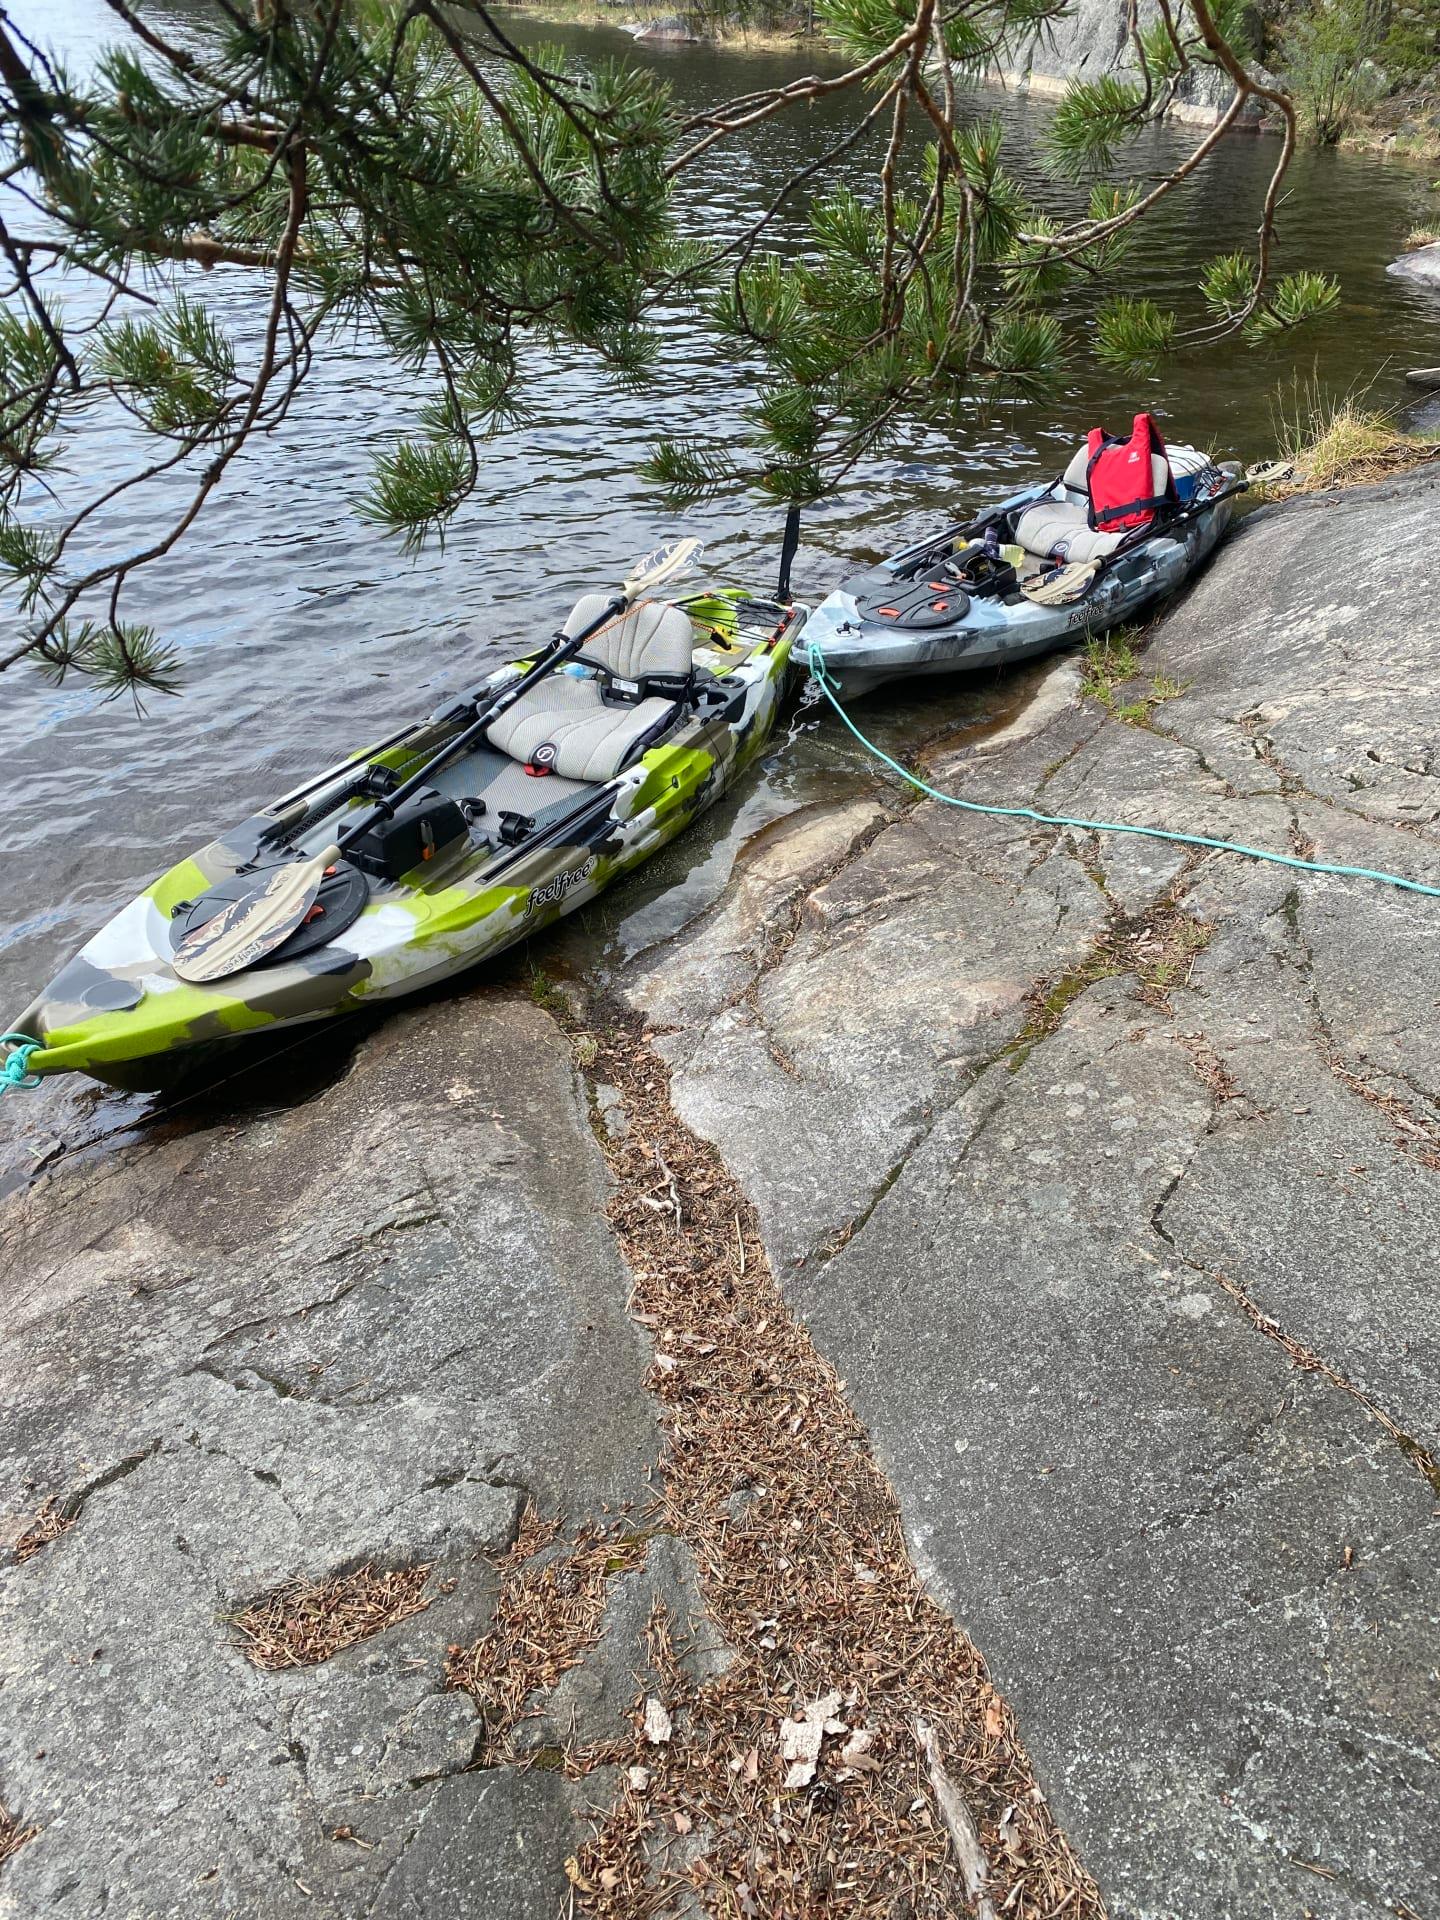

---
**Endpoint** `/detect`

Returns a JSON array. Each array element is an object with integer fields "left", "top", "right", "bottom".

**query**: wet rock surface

[
  {"left": 1389, "top": 239, "right": 1440, "bottom": 283},
  {"left": 3, "top": 468, "right": 1439, "bottom": 1918},
  {"left": 628, "top": 466, "right": 1440, "bottom": 1919}
]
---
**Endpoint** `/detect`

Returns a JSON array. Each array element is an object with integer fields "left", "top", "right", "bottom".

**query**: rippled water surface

[{"left": 3, "top": 0, "right": 1438, "bottom": 1171}]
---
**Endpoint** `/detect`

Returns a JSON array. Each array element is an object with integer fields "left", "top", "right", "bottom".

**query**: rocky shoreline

[{"left": 3, "top": 466, "right": 1439, "bottom": 1917}]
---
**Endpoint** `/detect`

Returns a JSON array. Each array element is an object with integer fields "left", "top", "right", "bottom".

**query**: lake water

[{"left": 2, "top": 0, "right": 1438, "bottom": 1175}]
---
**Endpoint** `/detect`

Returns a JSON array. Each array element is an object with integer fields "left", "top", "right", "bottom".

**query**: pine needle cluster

[{"left": 0, "top": 0, "right": 1334, "bottom": 693}]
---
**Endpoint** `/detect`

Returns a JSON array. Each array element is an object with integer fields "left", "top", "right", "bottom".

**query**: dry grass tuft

[
  {"left": 1268, "top": 381, "right": 1438, "bottom": 494},
  {"left": 231, "top": 1563, "right": 433, "bottom": 1671},
  {"left": 1106, "top": 902, "right": 1214, "bottom": 1009},
  {"left": 447, "top": 1506, "right": 646, "bottom": 1761},
  {"left": 1009, "top": 895, "right": 1213, "bottom": 1071},
  {"left": 12, "top": 1499, "right": 74, "bottom": 1563},
  {"left": 548, "top": 1003, "right": 1106, "bottom": 1920},
  {"left": 0, "top": 1801, "right": 39, "bottom": 1874}
]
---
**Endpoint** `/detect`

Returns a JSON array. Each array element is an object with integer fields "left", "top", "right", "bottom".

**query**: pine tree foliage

[
  {"left": 1096, "top": 296, "right": 1177, "bottom": 374},
  {"left": 1139, "top": 0, "right": 1257, "bottom": 78},
  {"left": 650, "top": 0, "right": 1333, "bottom": 508},
  {"left": 0, "top": 0, "right": 673, "bottom": 691},
  {"left": 0, "top": 0, "right": 1333, "bottom": 693},
  {"left": 1046, "top": 75, "right": 1148, "bottom": 179}
]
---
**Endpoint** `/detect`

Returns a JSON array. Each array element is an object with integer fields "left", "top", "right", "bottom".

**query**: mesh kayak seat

[
  {"left": 1013, "top": 444, "right": 1171, "bottom": 564},
  {"left": 486, "top": 596, "right": 694, "bottom": 783}
]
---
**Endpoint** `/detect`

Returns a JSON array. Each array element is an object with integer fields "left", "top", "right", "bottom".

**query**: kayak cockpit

[
  {"left": 852, "top": 443, "right": 1231, "bottom": 627},
  {"left": 802, "top": 436, "right": 1239, "bottom": 697},
  {"left": 9, "top": 587, "right": 803, "bottom": 1091}
]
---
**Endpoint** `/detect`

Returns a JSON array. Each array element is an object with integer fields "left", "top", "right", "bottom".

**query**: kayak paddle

[
  {"left": 1021, "top": 559, "right": 1099, "bottom": 606},
  {"left": 172, "top": 537, "right": 704, "bottom": 984},
  {"left": 1244, "top": 459, "right": 1294, "bottom": 487}
]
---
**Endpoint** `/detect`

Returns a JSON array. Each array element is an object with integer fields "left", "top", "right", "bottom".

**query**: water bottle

[{"left": 983, "top": 524, "right": 1000, "bottom": 559}]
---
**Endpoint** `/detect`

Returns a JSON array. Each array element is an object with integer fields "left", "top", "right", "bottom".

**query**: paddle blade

[
  {"left": 171, "top": 845, "right": 338, "bottom": 983},
  {"left": 623, "top": 536, "right": 703, "bottom": 598},
  {"left": 1021, "top": 560, "right": 1098, "bottom": 607}
]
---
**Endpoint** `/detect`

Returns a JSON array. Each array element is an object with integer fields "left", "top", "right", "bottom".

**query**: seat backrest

[
  {"left": 563, "top": 595, "right": 694, "bottom": 687},
  {"left": 1063, "top": 443, "right": 1169, "bottom": 497}
]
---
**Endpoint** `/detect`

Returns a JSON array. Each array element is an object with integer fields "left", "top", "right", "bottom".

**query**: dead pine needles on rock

[
  {"left": 547, "top": 997, "right": 1105, "bottom": 1920},
  {"left": 10, "top": 1498, "right": 75, "bottom": 1564},
  {"left": 0, "top": 1800, "right": 39, "bottom": 1875},
  {"left": 229, "top": 1563, "right": 434, "bottom": 1671},
  {"left": 446, "top": 1506, "right": 646, "bottom": 1762}
]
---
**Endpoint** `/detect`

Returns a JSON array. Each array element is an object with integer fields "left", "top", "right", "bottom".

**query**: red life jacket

[{"left": 1085, "top": 413, "right": 1178, "bottom": 532}]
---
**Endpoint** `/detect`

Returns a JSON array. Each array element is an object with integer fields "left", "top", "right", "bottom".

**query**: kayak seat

[
  {"left": 1014, "top": 443, "right": 1172, "bottom": 565},
  {"left": 485, "top": 676, "right": 677, "bottom": 783},
  {"left": 485, "top": 596, "right": 695, "bottom": 783},
  {"left": 564, "top": 594, "right": 695, "bottom": 690},
  {"left": 1012, "top": 500, "right": 1124, "bottom": 566}
]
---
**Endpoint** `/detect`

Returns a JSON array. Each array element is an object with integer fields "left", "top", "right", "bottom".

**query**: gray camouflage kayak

[
  {"left": 7, "top": 589, "right": 803, "bottom": 1093},
  {"left": 801, "top": 443, "right": 1240, "bottom": 698}
]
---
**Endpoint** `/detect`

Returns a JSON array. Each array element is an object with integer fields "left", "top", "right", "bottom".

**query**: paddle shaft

[
  {"left": 1027, "top": 477, "right": 1246, "bottom": 608},
  {"left": 1105, "top": 476, "right": 1248, "bottom": 567},
  {"left": 171, "top": 540, "right": 701, "bottom": 984},
  {"left": 332, "top": 593, "right": 625, "bottom": 858}
]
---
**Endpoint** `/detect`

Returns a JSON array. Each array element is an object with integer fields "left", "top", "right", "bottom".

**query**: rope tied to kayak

[
  {"left": 0, "top": 1032, "right": 43, "bottom": 1096},
  {"left": 805, "top": 638, "right": 1440, "bottom": 902}
]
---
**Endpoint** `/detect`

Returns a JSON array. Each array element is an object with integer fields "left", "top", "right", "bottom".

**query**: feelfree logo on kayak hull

[{"left": 525, "top": 855, "right": 599, "bottom": 917}]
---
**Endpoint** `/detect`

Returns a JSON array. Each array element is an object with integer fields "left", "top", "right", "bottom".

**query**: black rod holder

[{"left": 776, "top": 504, "right": 801, "bottom": 602}]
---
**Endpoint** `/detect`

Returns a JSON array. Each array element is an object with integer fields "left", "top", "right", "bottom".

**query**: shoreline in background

[{"left": 496, "top": 0, "right": 1440, "bottom": 158}]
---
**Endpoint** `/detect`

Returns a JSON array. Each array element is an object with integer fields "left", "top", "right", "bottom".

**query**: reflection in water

[{"left": 2, "top": 0, "right": 1438, "bottom": 1170}]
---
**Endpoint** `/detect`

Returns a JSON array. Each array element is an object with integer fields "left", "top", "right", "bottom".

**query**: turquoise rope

[
  {"left": 806, "top": 639, "right": 1440, "bottom": 902},
  {"left": 0, "top": 1031, "right": 42, "bottom": 1095}
]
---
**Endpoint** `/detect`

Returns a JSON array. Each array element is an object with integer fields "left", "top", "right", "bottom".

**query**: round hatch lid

[
  {"left": 854, "top": 575, "right": 970, "bottom": 630},
  {"left": 172, "top": 861, "right": 370, "bottom": 967}
]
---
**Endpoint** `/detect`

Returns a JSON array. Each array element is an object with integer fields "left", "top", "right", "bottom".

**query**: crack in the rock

[
  {"left": 1032, "top": 716, "right": 1107, "bottom": 798},
  {"left": 1316, "top": 1043, "right": 1440, "bottom": 1172},
  {"left": 1149, "top": 1151, "right": 1440, "bottom": 1495},
  {"left": 849, "top": 914, "right": 1213, "bottom": 1288},
  {"left": 633, "top": 800, "right": 902, "bottom": 1023},
  {"left": 1381, "top": 1056, "right": 1440, "bottom": 1116},
  {"left": 6, "top": 1440, "right": 164, "bottom": 1565},
  {"left": 1137, "top": 714, "right": 1244, "bottom": 798},
  {"left": 403, "top": 1745, "right": 484, "bottom": 1793},
  {"left": 358, "top": 1790, "right": 439, "bottom": 1920},
  {"left": 1269, "top": 882, "right": 1440, "bottom": 1173},
  {"left": 312, "top": 1204, "right": 444, "bottom": 1266},
  {"left": 721, "top": 805, "right": 902, "bottom": 1017},
  {"left": 1237, "top": 719, "right": 1440, "bottom": 847},
  {"left": 524, "top": 989, "right": 1107, "bottom": 1916},
  {"left": 195, "top": 1206, "right": 446, "bottom": 1361},
  {"left": 284, "top": 1712, "right": 314, "bottom": 1802},
  {"left": 804, "top": 1080, "right": 1008, "bottom": 1280},
  {"left": 189, "top": 1357, "right": 308, "bottom": 1401},
  {"left": 1189, "top": 1504, "right": 1440, "bottom": 1655},
  {"left": 988, "top": 1441, "right": 1381, "bottom": 1609},
  {"left": 182, "top": 1434, "right": 308, "bottom": 1522},
  {"left": 200, "top": 1280, "right": 365, "bottom": 1356},
  {"left": 1216, "top": 1771, "right": 1424, "bottom": 1920},
  {"left": 415, "top": 1459, "right": 533, "bottom": 1504}
]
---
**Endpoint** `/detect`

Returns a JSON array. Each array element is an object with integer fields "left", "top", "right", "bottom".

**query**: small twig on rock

[
  {"left": 918, "top": 1718, "right": 997, "bottom": 1920},
  {"left": 653, "top": 1145, "right": 682, "bottom": 1226}
]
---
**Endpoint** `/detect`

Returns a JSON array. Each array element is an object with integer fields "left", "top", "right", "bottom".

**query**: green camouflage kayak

[{"left": 9, "top": 589, "right": 803, "bottom": 1092}]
